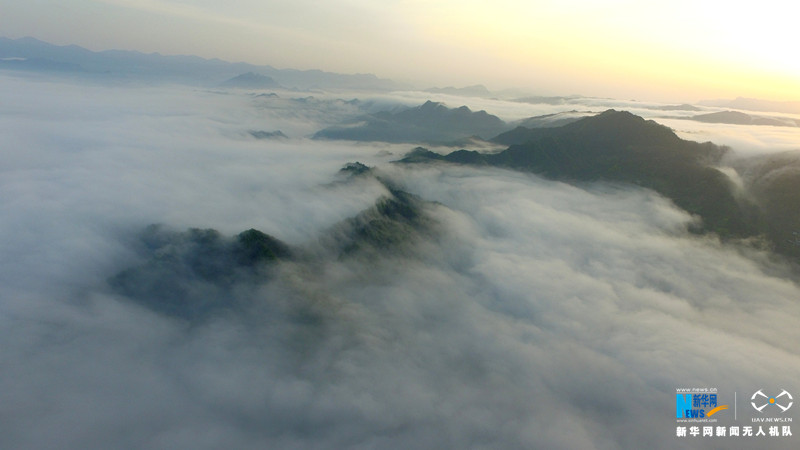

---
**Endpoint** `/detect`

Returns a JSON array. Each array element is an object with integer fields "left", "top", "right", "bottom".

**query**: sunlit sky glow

[{"left": 2, "top": 0, "right": 797, "bottom": 102}]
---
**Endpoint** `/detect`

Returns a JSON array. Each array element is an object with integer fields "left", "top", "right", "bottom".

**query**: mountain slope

[
  {"left": 110, "top": 165, "right": 439, "bottom": 320},
  {"left": 403, "top": 110, "right": 760, "bottom": 240},
  {"left": 734, "top": 152, "right": 800, "bottom": 259}
]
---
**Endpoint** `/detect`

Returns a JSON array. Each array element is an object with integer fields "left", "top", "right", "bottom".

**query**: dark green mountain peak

[
  {"left": 558, "top": 109, "right": 682, "bottom": 146},
  {"left": 401, "top": 110, "right": 756, "bottom": 241},
  {"left": 108, "top": 224, "right": 292, "bottom": 320},
  {"left": 492, "top": 109, "right": 683, "bottom": 148},
  {"left": 339, "top": 161, "right": 372, "bottom": 176}
]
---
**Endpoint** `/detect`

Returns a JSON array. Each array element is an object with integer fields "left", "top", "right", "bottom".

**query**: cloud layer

[{"left": 2, "top": 74, "right": 799, "bottom": 449}]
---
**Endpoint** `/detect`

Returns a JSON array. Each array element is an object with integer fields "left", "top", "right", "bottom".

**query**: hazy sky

[{"left": 2, "top": 1, "right": 798, "bottom": 102}]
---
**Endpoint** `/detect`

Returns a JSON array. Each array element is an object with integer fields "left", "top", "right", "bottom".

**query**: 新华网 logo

[{"left": 676, "top": 390, "right": 729, "bottom": 420}]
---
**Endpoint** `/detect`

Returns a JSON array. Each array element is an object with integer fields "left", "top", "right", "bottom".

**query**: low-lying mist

[{"left": 1, "top": 74, "right": 799, "bottom": 449}]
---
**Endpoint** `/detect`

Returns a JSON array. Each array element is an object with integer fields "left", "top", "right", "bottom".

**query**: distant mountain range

[
  {"left": 512, "top": 95, "right": 588, "bottom": 105},
  {"left": 312, "top": 101, "right": 603, "bottom": 145},
  {"left": 652, "top": 104, "right": 702, "bottom": 111},
  {"left": 700, "top": 97, "right": 800, "bottom": 115},
  {"left": 423, "top": 85, "right": 493, "bottom": 97},
  {"left": 221, "top": 72, "right": 281, "bottom": 89},
  {"left": 314, "top": 100, "right": 509, "bottom": 144},
  {"left": 686, "top": 110, "right": 799, "bottom": 127},
  {"left": 0, "top": 36, "right": 405, "bottom": 90}
]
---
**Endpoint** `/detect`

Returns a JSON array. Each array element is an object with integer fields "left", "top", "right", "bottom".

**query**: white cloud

[
  {"left": 658, "top": 118, "right": 800, "bottom": 157},
  {"left": 1, "top": 75, "right": 799, "bottom": 449}
]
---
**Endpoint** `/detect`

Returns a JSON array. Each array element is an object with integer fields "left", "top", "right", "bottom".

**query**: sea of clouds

[{"left": 1, "top": 73, "right": 799, "bottom": 449}]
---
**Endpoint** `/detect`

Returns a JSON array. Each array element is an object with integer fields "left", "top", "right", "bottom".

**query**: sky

[{"left": 2, "top": 0, "right": 798, "bottom": 102}]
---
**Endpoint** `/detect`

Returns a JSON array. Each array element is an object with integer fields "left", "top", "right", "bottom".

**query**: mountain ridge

[
  {"left": 402, "top": 110, "right": 767, "bottom": 245},
  {"left": 314, "top": 100, "right": 509, "bottom": 144},
  {"left": 687, "top": 110, "right": 799, "bottom": 127},
  {"left": 109, "top": 164, "right": 440, "bottom": 320}
]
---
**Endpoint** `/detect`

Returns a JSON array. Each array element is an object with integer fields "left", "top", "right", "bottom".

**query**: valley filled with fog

[{"left": 2, "top": 72, "right": 800, "bottom": 449}]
